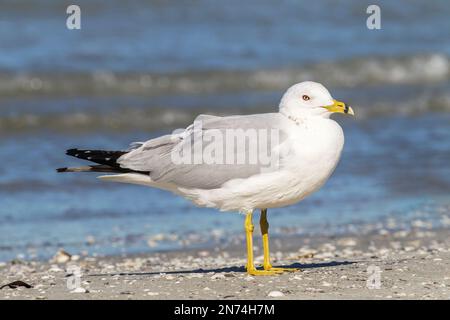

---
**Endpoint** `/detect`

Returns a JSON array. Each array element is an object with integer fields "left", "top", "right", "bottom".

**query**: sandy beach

[{"left": 1, "top": 227, "right": 449, "bottom": 300}]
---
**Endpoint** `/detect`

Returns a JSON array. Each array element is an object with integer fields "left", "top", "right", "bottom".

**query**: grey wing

[
  {"left": 118, "top": 133, "right": 179, "bottom": 171},
  {"left": 118, "top": 113, "right": 288, "bottom": 189}
]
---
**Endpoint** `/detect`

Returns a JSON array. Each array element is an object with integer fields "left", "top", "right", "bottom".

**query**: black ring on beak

[{"left": 344, "top": 105, "right": 349, "bottom": 114}]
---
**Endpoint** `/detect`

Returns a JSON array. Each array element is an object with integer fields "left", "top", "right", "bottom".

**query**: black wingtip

[
  {"left": 66, "top": 149, "right": 79, "bottom": 156},
  {"left": 56, "top": 167, "right": 68, "bottom": 173}
]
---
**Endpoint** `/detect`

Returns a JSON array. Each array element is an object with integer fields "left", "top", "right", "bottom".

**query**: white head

[{"left": 279, "top": 81, "right": 354, "bottom": 121}]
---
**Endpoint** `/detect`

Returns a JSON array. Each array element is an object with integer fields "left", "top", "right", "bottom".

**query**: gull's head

[{"left": 279, "top": 81, "right": 354, "bottom": 120}]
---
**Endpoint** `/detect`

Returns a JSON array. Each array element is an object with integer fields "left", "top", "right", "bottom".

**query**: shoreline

[{"left": 1, "top": 227, "right": 449, "bottom": 299}]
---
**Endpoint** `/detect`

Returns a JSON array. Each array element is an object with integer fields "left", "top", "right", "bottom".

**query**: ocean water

[{"left": 0, "top": 0, "right": 450, "bottom": 261}]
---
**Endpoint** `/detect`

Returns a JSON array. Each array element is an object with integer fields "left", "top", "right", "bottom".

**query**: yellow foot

[
  {"left": 264, "top": 265, "right": 300, "bottom": 273},
  {"left": 247, "top": 268, "right": 283, "bottom": 276}
]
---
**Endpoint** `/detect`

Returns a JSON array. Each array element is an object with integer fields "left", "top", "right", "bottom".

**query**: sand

[{"left": 0, "top": 228, "right": 449, "bottom": 300}]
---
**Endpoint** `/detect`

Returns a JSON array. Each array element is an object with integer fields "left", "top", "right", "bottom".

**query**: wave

[
  {"left": 0, "top": 54, "right": 449, "bottom": 97},
  {"left": 2, "top": 92, "right": 450, "bottom": 134},
  {"left": 1, "top": 53, "right": 450, "bottom": 133},
  {"left": 0, "top": 107, "right": 199, "bottom": 134}
]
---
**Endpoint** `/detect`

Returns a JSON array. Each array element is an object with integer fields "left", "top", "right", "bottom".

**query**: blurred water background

[{"left": 0, "top": 0, "right": 449, "bottom": 261}]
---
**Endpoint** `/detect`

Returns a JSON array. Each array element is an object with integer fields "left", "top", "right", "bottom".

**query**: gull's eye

[{"left": 302, "top": 95, "right": 310, "bottom": 101}]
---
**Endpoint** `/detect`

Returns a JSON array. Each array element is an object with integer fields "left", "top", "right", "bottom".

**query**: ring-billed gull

[{"left": 57, "top": 81, "right": 354, "bottom": 275}]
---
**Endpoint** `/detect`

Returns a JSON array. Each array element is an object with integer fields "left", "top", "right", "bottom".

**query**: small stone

[
  {"left": 211, "top": 274, "right": 226, "bottom": 280},
  {"left": 224, "top": 273, "right": 235, "bottom": 278},
  {"left": 147, "top": 292, "right": 159, "bottom": 296},
  {"left": 48, "top": 265, "right": 63, "bottom": 272},
  {"left": 71, "top": 287, "right": 88, "bottom": 293},
  {"left": 297, "top": 252, "right": 314, "bottom": 259},
  {"left": 198, "top": 251, "right": 209, "bottom": 257},
  {"left": 337, "top": 238, "right": 357, "bottom": 247},
  {"left": 52, "top": 250, "right": 71, "bottom": 264},
  {"left": 120, "top": 291, "right": 133, "bottom": 295},
  {"left": 268, "top": 291, "right": 284, "bottom": 297}
]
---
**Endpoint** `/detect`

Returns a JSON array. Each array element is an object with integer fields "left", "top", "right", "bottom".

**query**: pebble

[
  {"left": 70, "top": 287, "right": 88, "bottom": 293},
  {"left": 189, "top": 274, "right": 204, "bottom": 278},
  {"left": 120, "top": 291, "right": 133, "bottom": 295},
  {"left": 224, "top": 273, "right": 235, "bottom": 278},
  {"left": 52, "top": 250, "right": 71, "bottom": 264},
  {"left": 337, "top": 238, "right": 357, "bottom": 247},
  {"left": 305, "top": 287, "right": 325, "bottom": 293},
  {"left": 268, "top": 291, "right": 284, "bottom": 297},
  {"left": 48, "top": 265, "right": 63, "bottom": 272},
  {"left": 198, "top": 251, "right": 210, "bottom": 257}
]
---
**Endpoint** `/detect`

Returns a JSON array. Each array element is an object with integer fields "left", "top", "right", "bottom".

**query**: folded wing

[{"left": 118, "top": 113, "right": 288, "bottom": 189}]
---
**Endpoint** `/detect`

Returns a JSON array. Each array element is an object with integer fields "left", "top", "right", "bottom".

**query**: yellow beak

[{"left": 323, "top": 99, "right": 354, "bottom": 116}]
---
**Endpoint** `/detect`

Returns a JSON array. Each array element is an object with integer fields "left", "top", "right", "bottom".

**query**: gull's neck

[{"left": 279, "top": 108, "right": 330, "bottom": 125}]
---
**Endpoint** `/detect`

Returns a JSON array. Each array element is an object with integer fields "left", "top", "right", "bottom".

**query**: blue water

[
  {"left": 1, "top": 0, "right": 450, "bottom": 73},
  {"left": 0, "top": 0, "right": 450, "bottom": 261}
]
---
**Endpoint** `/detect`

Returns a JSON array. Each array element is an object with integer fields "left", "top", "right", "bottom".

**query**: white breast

[{"left": 282, "top": 117, "right": 344, "bottom": 199}]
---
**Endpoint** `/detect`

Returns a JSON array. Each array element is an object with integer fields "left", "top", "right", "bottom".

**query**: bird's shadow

[{"left": 87, "top": 261, "right": 355, "bottom": 277}]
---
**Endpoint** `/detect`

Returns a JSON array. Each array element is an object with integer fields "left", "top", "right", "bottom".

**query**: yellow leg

[
  {"left": 245, "top": 211, "right": 281, "bottom": 276},
  {"left": 260, "top": 209, "right": 299, "bottom": 273}
]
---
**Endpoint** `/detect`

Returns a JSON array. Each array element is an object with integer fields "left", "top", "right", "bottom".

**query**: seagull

[{"left": 57, "top": 81, "right": 354, "bottom": 276}]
